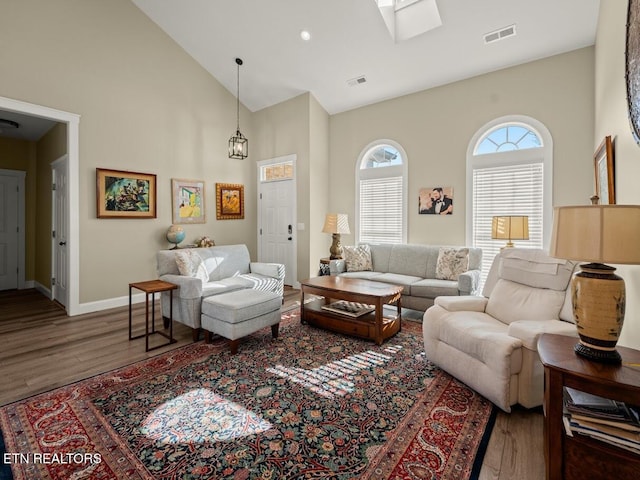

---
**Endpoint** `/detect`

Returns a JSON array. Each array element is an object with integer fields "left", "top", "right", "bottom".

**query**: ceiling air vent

[
  {"left": 484, "top": 24, "right": 516, "bottom": 44},
  {"left": 347, "top": 75, "right": 367, "bottom": 87}
]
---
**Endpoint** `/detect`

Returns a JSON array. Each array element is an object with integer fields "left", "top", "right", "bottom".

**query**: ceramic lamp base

[
  {"left": 329, "top": 233, "right": 343, "bottom": 260},
  {"left": 572, "top": 263, "right": 625, "bottom": 364}
]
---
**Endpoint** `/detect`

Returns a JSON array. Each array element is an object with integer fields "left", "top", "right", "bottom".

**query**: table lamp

[
  {"left": 550, "top": 205, "right": 640, "bottom": 363},
  {"left": 322, "top": 213, "right": 350, "bottom": 259},
  {"left": 491, "top": 216, "right": 529, "bottom": 248}
]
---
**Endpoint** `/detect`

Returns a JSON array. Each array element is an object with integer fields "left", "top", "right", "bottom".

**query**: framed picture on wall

[
  {"left": 594, "top": 136, "right": 615, "bottom": 205},
  {"left": 418, "top": 186, "right": 454, "bottom": 215},
  {"left": 215, "top": 183, "right": 244, "bottom": 220},
  {"left": 96, "top": 168, "right": 156, "bottom": 218},
  {"left": 172, "top": 178, "right": 205, "bottom": 224}
]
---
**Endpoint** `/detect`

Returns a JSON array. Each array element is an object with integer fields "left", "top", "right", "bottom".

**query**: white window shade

[
  {"left": 359, "top": 176, "right": 403, "bottom": 244},
  {"left": 473, "top": 163, "right": 544, "bottom": 285}
]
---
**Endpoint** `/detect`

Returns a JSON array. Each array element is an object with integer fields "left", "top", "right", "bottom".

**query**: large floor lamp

[{"left": 550, "top": 205, "right": 640, "bottom": 363}]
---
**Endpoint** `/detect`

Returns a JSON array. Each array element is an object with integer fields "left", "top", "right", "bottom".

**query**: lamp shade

[
  {"left": 322, "top": 213, "right": 350, "bottom": 234},
  {"left": 491, "top": 216, "right": 529, "bottom": 241},
  {"left": 550, "top": 205, "right": 640, "bottom": 264}
]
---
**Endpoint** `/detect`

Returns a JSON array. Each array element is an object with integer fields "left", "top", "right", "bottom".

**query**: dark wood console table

[{"left": 538, "top": 334, "right": 640, "bottom": 480}]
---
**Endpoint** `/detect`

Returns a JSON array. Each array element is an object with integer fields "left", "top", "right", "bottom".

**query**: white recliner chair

[{"left": 423, "top": 248, "right": 579, "bottom": 412}]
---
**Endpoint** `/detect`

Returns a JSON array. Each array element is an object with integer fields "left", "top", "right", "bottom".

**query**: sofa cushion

[
  {"left": 343, "top": 245, "right": 373, "bottom": 272},
  {"left": 201, "top": 280, "right": 245, "bottom": 298},
  {"left": 371, "top": 273, "right": 424, "bottom": 295},
  {"left": 436, "top": 247, "right": 470, "bottom": 280},
  {"left": 388, "top": 244, "right": 432, "bottom": 277},
  {"left": 410, "top": 278, "right": 459, "bottom": 298},
  {"left": 486, "top": 279, "right": 565, "bottom": 325},
  {"left": 438, "top": 311, "right": 523, "bottom": 375},
  {"left": 175, "top": 250, "right": 209, "bottom": 283},
  {"left": 201, "top": 289, "right": 281, "bottom": 324},
  {"left": 499, "top": 250, "right": 575, "bottom": 291}
]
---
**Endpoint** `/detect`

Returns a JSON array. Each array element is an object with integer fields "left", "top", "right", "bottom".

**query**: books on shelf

[
  {"left": 321, "top": 301, "right": 375, "bottom": 317},
  {"left": 563, "top": 387, "right": 640, "bottom": 454}
]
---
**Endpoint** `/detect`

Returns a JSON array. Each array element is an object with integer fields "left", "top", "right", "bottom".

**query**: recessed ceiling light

[{"left": 300, "top": 30, "right": 311, "bottom": 41}]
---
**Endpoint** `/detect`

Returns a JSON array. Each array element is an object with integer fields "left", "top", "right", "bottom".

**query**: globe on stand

[{"left": 166, "top": 225, "right": 185, "bottom": 249}]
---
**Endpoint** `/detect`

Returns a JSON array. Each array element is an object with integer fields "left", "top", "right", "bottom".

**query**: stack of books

[{"left": 563, "top": 387, "right": 640, "bottom": 454}]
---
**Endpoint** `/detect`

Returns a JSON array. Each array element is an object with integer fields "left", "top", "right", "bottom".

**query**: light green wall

[
  {"left": 329, "top": 47, "right": 595, "bottom": 247},
  {"left": 595, "top": 1, "right": 640, "bottom": 350},
  {"left": 0, "top": 0, "right": 253, "bottom": 303}
]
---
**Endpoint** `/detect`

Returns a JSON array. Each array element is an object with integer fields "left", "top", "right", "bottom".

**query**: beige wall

[
  {"left": 329, "top": 47, "right": 595, "bottom": 247},
  {"left": 1, "top": 0, "right": 253, "bottom": 303},
  {"left": 595, "top": 1, "right": 640, "bottom": 350},
  {"left": 309, "top": 95, "right": 330, "bottom": 274},
  {"left": 0, "top": 137, "right": 36, "bottom": 280}
]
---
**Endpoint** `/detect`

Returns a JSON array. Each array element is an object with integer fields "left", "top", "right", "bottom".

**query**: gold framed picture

[
  {"left": 594, "top": 136, "right": 615, "bottom": 205},
  {"left": 96, "top": 168, "right": 156, "bottom": 218},
  {"left": 172, "top": 178, "right": 205, "bottom": 224},
  {"left": 215, "top": 183, "right": 244, "bottom": 220}
]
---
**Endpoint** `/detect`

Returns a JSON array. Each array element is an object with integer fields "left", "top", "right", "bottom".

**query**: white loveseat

[
  {"left": 331, "top": 243, "right": 482, "bottom": 311},
  {"left": 157, "top": 244, "right": 285, "bottom": 340},
  {"left": 423, "top": 248, "right": 579, "bottom": 412}
]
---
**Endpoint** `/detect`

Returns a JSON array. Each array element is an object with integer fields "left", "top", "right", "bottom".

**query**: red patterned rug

[{"left": 0, "top": 309, "right": 495, "bottom": 479}]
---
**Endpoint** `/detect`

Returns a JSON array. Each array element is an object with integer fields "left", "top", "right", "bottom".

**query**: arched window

[
  {"left": 466, "top": 117, "right": 553, "bottom": 286},
  {"left": 356, "top": 140, "right": 408, "bottom": 244}
]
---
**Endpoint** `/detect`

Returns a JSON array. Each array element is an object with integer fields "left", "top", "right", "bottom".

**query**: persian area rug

[{"left": 0, "top": 310, "right": 496, "bottom": 480}]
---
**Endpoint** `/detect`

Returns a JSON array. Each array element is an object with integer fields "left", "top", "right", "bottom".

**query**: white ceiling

[
  {"left": 0, "top": 110, "right": 57, "bottom": 141},
  {"left": 132, "top": 0, "right": 601, "bottom": 115}
]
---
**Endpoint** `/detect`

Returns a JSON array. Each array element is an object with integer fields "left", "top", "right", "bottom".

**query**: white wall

[{"left": 595, "top": 1, "right": 640, "bottom": 350}]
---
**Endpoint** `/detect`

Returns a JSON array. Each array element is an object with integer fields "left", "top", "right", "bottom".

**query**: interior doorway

[
  {"left": 0, "top": 96, "right": 80, "bottom": 315},
  {"left": 0, "top": 170, "right": 25, "bottom": 290}
]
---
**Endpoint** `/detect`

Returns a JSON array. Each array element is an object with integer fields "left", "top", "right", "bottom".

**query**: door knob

[
  {"left": 59, "top": 241, "right": 66, "bottom": 246},
  {"left": 288, "top": 237, "right": 292, "bottom": 241}
]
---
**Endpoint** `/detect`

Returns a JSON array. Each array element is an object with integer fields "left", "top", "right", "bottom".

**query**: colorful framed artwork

[
  {"left": 418, "top": 186, "right": 454, "bottom": 215},
  {"left": 594, "top": 136, "right": 615, "bottom": 205},
  {"left": 172, "top": 178, "right": 205, "bottom": 224},
  {"left": 215, "top": 183, "right": 244, "bottom": 220},
  {"left": 96, "top": 168, "right": 156, "bottom": 218}
]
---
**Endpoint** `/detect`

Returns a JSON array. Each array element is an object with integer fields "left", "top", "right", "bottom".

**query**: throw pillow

[
  {"left": 343, "top": 245, "right": 373, "bottom": 272},
  {"left": 175, "top": 249, "right": 209, "bottom": 283},
  {"left": 435, "top": 247, "right": 470, "bottom": 281}
]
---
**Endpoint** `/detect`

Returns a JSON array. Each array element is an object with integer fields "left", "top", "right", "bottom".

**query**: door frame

[
  {"left": 0, "top": 96, "right": 81, "bottom": 315},
  {"left": 257, "top": 154, "right": 298, "bottom": 288},
  {"left": 0, "top": 168, "right": 26, "bottom": 290}
]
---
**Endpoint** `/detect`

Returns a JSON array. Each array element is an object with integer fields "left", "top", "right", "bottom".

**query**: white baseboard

[
  {"left": 72, "top": 292, "right": 150, "bottom": 316},
  {"left": 34, "top": 281, "right": 51, "bottom": 299}
]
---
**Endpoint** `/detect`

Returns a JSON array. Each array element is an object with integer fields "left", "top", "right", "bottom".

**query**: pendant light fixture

[{"left": 229, "top": 57, "right": 248, "bottom": 159}]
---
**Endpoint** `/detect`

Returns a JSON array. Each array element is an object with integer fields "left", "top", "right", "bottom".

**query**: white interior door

[
  {"left": 258, "top": 157, "right": 296, "bottom": 286},
  {"left": 0, "top": 174, "right": 19, "bottom": 290},
  {"left": 52, "top": 156, "right": 68, "bottom": 307}
]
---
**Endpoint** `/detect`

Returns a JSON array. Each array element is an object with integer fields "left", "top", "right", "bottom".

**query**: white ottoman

[{"left": 201, "top": 289, "right": 282, "bottom": 354}]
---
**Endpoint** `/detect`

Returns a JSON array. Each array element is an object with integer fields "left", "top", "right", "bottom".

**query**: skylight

[{"left": 375, "top": 0, "right": 442, "bottom": 43}]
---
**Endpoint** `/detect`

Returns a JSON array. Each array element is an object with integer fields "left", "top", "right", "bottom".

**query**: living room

[{"left": 1, "top": 0, "right": 639, "bottom": 478}]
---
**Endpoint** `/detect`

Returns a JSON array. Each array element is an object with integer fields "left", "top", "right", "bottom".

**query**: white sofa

[
  {"left": 331, "top": 243, "right": 482, "bottom": 311},
  {"left": 157, "top": 244, "right": 285, "bottom": 340},
  {"left": 423, "top": 248, "right": 579, "bottom": 412}
]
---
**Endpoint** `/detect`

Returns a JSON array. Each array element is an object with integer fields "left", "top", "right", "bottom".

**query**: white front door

[
  {"left": 258, "top": 157, "right": 296, "bottom": 286},
  {"left": 0, "top": 174, "right": 19, "bottom": 290},
  {"left": 52, "top": 156, "right": 68, "bottom": 307}
]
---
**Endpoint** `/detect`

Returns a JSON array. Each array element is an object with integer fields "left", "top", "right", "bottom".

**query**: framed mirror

[{"left": 626, "top": 0, "right": 640, "bottom": 143}]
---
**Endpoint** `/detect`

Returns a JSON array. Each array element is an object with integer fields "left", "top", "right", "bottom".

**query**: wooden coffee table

[{"left": 300, "top": 276, "right": 403, "bottom": 345}]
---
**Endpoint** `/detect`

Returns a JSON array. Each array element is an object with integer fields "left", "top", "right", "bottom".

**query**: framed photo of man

[{"left": 419, "top": 187, "right": 454, "bottom": 215}]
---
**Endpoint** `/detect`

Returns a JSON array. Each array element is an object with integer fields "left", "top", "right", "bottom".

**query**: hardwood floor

[{"left": 0, "top": 288, "right": 543, "bottom": 479}]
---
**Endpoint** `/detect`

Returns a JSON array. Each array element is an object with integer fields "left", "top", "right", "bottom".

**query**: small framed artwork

[
  {"left": 216, "top": 183, "right": 244, "bottom": 220},
  {"left": 96, "top": 168, "right": 156, "bottom": 218},
  {"left": 418, "top": 186, "right": 454, "bottom": 215},
  {"left": 594, "top": 136, "right": 615, "bottom": 205},
  {"left": 172, "top": 178, "right": 205, "bottom": 224}
]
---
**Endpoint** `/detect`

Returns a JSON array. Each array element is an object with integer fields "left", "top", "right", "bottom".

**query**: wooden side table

[
  {"left": 129, "top": 279, "right": 178, "bottom": 352},
  {"left": 538, "top": 334, "right": 640, "bottom": 480}
]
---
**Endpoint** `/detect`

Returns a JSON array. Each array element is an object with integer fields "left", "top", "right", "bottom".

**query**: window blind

[
  {"left": 359, "top": 176, "right": 403, "bottom": 244},
  {"left": 473, "top": 162, "right": 544, "bottom": 288}
]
